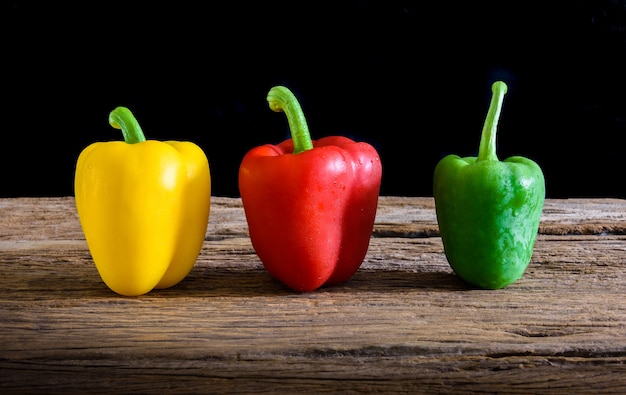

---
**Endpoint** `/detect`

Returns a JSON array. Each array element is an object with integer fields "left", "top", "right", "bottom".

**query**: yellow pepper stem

[{"left": 108, "top": 106, "right": 147, "bottom": 144}]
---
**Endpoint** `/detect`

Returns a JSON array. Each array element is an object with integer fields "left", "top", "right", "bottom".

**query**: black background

[{"left": 3, "top": 1, "right": 626, "bottom": 198}]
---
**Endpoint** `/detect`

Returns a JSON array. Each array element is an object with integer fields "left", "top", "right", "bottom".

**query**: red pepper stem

[
  {"left": 477, "top": 81, "right": 507, "bottom": 162},
  {"left": 267, "top": 86, "right": 314, "bottom": 154},
  {"left": 108, "top": 106, "right": 147, "bottom": 144}
]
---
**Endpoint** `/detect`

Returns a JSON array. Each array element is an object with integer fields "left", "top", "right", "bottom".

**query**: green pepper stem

[
  {"left": 267, "top": 86, "right": 313, "bottom": 154},
  {"left": 108, "top": 106, "right": 147, "bottom": 144},
  {"left": 477, "top": 81, "right": 508, "bottom": 162}
]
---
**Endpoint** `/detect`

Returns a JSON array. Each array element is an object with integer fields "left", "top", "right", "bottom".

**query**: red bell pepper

[{"left": 238, "top": 86, "right": 382, "bottom": 292}]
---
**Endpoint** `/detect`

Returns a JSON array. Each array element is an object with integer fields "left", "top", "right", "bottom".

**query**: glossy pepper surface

[
  {"left": 238, "top": 86, "right": 382, "bottom": 292},
  {"left": 74, "top": 106, "right": 211, "bottom": 296},
  {"left": 433, "top": 81, "right": 545, "bottom": 289}
]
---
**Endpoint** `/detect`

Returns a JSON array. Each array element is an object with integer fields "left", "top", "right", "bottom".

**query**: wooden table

[{"left": 1, "top": 196, "right": 626, "bottom": 394}]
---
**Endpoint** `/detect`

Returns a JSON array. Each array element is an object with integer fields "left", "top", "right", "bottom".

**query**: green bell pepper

[{"left": 433, "top": 81, "right": 545, "bottom": 289}]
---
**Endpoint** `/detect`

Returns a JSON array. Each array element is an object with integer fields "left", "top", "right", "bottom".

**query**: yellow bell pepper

[{"left": 74, "top": 106, "right": 211, "bottom": 296}]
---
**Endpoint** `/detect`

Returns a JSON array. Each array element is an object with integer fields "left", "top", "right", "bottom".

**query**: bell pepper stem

[
  {"left": 109, "top": 106, "right": 147, "bottom": 144},
  {"left": 267, "top": 86, "right": 313, "bottom": 154},
  {"left": 477, "top": 81, "right": 507, "bottom": 162}
]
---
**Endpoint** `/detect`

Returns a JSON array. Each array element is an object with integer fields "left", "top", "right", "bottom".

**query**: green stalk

[
  {"left": 477, "top": 81, "right": 507, "bottom": 162},
  {"left": 267, "top": 86, "right": 313, "bottom": 154},
  {"left": 108, "top": 106, "right": 147, "bottom": 144}
]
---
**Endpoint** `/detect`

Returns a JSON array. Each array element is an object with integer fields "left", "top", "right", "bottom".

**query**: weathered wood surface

[{"left": 1, "top": 196, "right": 626, "bottom": 394}]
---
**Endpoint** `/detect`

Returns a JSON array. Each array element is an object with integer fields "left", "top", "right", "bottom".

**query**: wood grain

[{"left": 1, "top": 196, "right": 626, "bottom": 394}]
